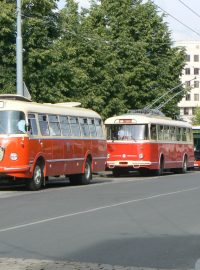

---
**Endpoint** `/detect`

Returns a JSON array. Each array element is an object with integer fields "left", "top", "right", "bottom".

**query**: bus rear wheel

[
  {"left": 28, "top": 162, "right": 44, "bottom": 191},
  {"left": 69, "top": 159, "right": 92, "bottom": 185}
]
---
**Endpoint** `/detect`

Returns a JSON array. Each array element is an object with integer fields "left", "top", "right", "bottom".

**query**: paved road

[{"left": 0, "top": 171, "right": 200, "bottom": 269}]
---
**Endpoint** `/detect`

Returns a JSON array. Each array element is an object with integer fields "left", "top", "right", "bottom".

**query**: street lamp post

[{"left": 16, "top": 0, "right": 23, "bottom": 96}]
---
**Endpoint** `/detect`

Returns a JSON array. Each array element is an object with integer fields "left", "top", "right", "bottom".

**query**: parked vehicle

[
  {"left": 0, "top": 95, "right": 107, "bottom": 190},
  {"left": 105, "top": 110, "right": 194, "bottom": 176}
]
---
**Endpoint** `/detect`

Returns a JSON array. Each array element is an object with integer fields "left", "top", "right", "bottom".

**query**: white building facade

[{"left": 176, "top": 41, "right": 200, "bottom": 123}]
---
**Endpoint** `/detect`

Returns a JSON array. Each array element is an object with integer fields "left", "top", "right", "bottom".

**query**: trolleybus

[
  {"left": 192, "top": 126, "right": 200, "bottom": 168},
  {"left": 0, "top": 94, "right": 107, "bottom": 190},
  {"left": 105, "top": 110, "right": 194, "bottom": 176}
]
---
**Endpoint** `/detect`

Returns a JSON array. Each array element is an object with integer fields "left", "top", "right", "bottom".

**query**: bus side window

[
  {"left": 88, "top": 118, "right": 97, "bottom": 137},
  {"left": 39, "top": 114, "right": 50, "bottom": 136},
  {"left": 49, "top": 115, "right": 61, "bottom": 136},
  {"left": 176, "top": 127, "right": 181, "bottom": 141},
  {"left": 182, "top": 128, "right": 187, "bottom": 141},
  {"left": 70, "top": 117, "right": 81, "bottom": 137},
  {"left": 150, "top": 124, "right": 157, "bottom": 140},
  {"left": 59, "top": 115, "right": 71, "bottom": 136},
  {"left": 80, "top": 117, "right": 90, "bottom": 137},
  {"left": 28, "top": 114, "right": 38, "bottom": 135},
  {"left": 158, "top": 125, "right": 163, "bottom": 140},
  {"left": 95, "top": 119, "right": 104, "bottom": 138}
]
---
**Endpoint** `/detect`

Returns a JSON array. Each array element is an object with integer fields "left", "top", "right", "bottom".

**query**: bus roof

[
  {"left": 0, "top": 97, "right": 101, "bottom": 118},
  {"left": 105, "top": 113, "right": 192, "bottom": 128}
]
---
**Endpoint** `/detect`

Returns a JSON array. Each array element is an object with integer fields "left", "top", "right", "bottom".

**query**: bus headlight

[
  {"left": 0, "top": 147, "right": 4, "bottom": 161},
  {"left": 10, "top": 153, "right": 18, "bottom": 161},
  {"left": 139, "top": 153, "right": 144, "bottom": 159}
]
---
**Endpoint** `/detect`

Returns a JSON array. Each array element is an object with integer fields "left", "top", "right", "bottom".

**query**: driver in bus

[{"left": 17, "top": 119, "right": 26, "bottom": 134}]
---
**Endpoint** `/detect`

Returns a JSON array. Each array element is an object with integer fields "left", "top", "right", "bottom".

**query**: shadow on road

[{"left": 68, "top": 234, "right": 200, "bottom": 269}]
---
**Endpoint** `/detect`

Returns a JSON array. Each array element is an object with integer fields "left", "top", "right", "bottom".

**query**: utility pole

[{"left": 16, "top": 0, "right": 23, "bottom": 96}]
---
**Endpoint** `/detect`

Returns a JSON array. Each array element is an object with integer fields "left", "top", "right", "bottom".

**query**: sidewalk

[{"left": 0, "top": 258, "right": 173, "bottom": 270}]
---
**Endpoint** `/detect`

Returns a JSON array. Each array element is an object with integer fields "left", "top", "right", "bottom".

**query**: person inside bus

[{"left": 17, "top": 119, "right": 26, "bottom": 134}]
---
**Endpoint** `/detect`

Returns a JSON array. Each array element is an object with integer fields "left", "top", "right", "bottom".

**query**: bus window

[
  {"left": 95, "top": 119, "right": 104, "bottom": 138},
  {"left": 170, "top": 126, "right": 176, "bottom": 141},
  {"left": 157, "top": 125, "right": 164, "bottom": 140},
  {"left": 80, "top": 118, "right": 90, "bottom": 137},
  {"left": 182, "top": 128, "right": 187, "bottom": 141},
  {"left": 0, "top": 111, "right": 25, "bottom": 135},
  {"left": 70, "top": 117, "right": 81, "bottom": 137},
  {"left": 164, "top": 126, "right": 170, "bottom": 140},
  {"left": 59, "top": 115, "right": 71, "bottom": 136},
  {"left": 88, "top": 118, "right": 97, "bottom": 137},
  {"left": 28, "top": 114, "right": 38, "bottom": 135},
  {"left": 39, "top": 114, "right": 50, "bottom": 136},
  {"left": 49, "top": 115, "right": 61, "bottom": 136},
  {"left": 150, "top": 124, "right": 157, "bottom": 140},
  {"left": 176, "top": 127, "right": 181, "bottom": 141},
  {"left": 106, "top": 124, "right": 148, "bottom": 140}
]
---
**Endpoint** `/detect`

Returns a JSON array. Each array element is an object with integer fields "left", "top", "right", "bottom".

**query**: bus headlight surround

[
  {"left": 139, "top": 153, "right": 144, "bottom": 159},
  {"left": 10, "top": 153, "right": 18, "bottom": 161}
]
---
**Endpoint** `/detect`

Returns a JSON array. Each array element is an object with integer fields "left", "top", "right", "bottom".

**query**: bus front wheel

[{"left": 28, "top": 162, "right": 44, "bottom": 191}]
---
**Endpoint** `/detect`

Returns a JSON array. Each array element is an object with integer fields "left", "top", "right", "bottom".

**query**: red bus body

[
  {"left": 0, "top": 95, "right": 107, "bottom": 188},
  {"left": 105, "top": 112, "right": 194, "bottom": 176}
]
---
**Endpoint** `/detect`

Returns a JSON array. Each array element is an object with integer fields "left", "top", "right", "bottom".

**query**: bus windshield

[
  {"left": 106, "top": 124, "right": 148, "bottom": 140},
  {"left": 0, "top": 111, "right": 26, "bottom": 135}
]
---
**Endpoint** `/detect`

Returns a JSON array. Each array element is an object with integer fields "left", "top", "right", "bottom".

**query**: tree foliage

[
  {"left": 0, "top": 0, "right": 186, "bottom": 119},
  {"left": 192, "top": 107, "right": 200, "bottom": 126}
]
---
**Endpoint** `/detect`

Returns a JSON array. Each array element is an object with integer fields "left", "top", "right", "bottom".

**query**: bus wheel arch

[
  {"left": 28, "top": 157, "right": 45, "bottom": 191},
  {"left": 69, "top": 156, "right": 92, "bottom": 185},
  {"left": 154, "top": 154, "right": 164, "bottom": 176}
]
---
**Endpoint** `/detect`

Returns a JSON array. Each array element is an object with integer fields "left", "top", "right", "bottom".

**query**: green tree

[
  {"left": 75, "top": 0, "right": 186, "bottom": 118},
  {"left": 0, "top": 0, "right": 16, "bottom": 93},
  {"left": 192, "top": 107, "right": 200, "bottom": 126},
  {"left": 22, "top": 0, "right": 64, "bottom": 102}
]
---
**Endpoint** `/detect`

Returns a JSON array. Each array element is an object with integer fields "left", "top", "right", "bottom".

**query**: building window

[
  {"left": 192, "top": 107, "right": 197, "bottom": 115},
  {"left": 186, "top": 54, "right": 190, "bottom": 62},
  {"left": 194, "top": 55, "right": 199, "bottom": 62},
  {"left": 185, "top": 81, "right": 190, "bottom": 87},
  {"left": 184, "top": 108, "right": 189, "bottom": 115},
  {"left": 185, "top": 94, "right": 191, "bottom": 101},
  {"left": 194, "top": 68, "right": 199, "bottom": 75},
  {"left": 185, "top": 68, "right": 190, "bottom": 75},
  {"left": 194, "top": 81, "right": 199, "bottom": 88},
  {"left": 194, "top": 94, "right": 199, "bottom": 101}
]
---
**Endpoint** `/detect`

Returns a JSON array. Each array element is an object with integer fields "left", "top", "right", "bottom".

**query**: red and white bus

[
  {"left": 105, "top": 110, "right": 194, "bottom": 176},
  {"left": 0, "top": 95, "right": 107, "bottom": 190},
  {"left": 192, "top": 126, "right": 200, "bottom": 168}
]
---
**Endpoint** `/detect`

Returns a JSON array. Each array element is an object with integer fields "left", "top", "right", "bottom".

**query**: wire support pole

[{"left": 16, "top": 0, "right": 23, "bottom": 96}]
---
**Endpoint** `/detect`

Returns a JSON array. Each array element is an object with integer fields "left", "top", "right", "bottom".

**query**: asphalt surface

[{"left": 0, "top": 170, "right": 200, "bottom": 269}]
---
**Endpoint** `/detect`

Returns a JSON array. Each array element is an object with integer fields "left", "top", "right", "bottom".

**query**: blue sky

[{"left": 58, "top": 0, "right": 200, "bottom": 41}]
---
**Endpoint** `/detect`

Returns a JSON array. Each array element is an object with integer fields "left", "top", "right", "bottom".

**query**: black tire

[
  {"left": 112, "top": 167, "right": 121, "bottom": 177},
  {"left": 28, "top": 163, "right": 44, "bottom": 191},
  {"left": 173, "top": 156, "right": 188, "bottom": 174},
  {"left": 69, "top": 159, "right": 92, "bottom": 185},
  {"left": 153, "top": 156, "right": 164, "bottom": 176}
]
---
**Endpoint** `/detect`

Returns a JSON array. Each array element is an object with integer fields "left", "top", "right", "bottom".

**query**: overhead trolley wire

[
  {"left": 176, "top": 0, "right": 200, "bottom": 19},
  {"left": 153, "top": 1, "right": 200, "bottom": 38}
]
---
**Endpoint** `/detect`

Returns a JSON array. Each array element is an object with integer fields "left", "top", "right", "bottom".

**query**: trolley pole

[{"left": 16, "top": 0, "right": 23, "bottom": 96}]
